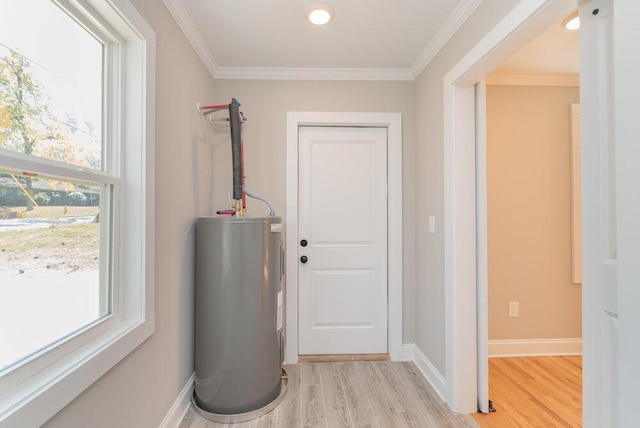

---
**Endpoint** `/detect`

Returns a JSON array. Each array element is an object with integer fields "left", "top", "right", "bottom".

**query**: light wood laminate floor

[
  {"left": 472, "top": 356, "right": 582, "bottom": 428},
  {"left": 181, "top": 361, "right": 478, "bottom": 428}
]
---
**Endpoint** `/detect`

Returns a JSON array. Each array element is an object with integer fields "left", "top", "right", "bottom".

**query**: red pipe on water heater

[{"left": 199, "top": 104, "right": 229, "bottom": 110}]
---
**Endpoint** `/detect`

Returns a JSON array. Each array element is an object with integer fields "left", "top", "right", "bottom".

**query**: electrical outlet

[
  {"left": 428, "top": 216, "right": 436, "bottom": 234},
  {"left": 508, "top": 301, "right": 519, "bottom": 318}
]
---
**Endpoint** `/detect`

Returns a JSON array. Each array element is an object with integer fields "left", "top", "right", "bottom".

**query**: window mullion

[{"left": 0, "top": 150, "right": 118, "bottom": 186}]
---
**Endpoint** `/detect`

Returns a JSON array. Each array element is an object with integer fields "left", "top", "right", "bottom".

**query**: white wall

[
  {"left": 43, "top": 1, "right": 215, "bottom": 426},
  {"left": 413, "top": 0, "right": 521, "bottom": 374},
  {"left": 211, "top": 79, "right": 416, "bottom": 342}
]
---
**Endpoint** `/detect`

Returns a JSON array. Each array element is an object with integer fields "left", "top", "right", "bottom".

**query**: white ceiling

[
  {"left": 163, "top": 0, "right": 482, "bottom": 80},
  {"left": 163, "top": 0, "right": 579, "bottom": 81},
  {"left": 492, "top": 14, "right": 579, "bottom": 76}
]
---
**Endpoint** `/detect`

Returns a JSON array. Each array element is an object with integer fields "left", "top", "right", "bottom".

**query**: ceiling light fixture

[
  {"left": 562, "top": 11, "right": 580, "bottom": 30},
  {"left": 307, "top": 3, "right": 334, "bottom": 26}
]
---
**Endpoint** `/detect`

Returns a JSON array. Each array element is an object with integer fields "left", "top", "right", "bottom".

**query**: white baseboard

[
  {"left": 159, "top": 373, "right": 195, "bottom": 428},
  {"left": 488, "top": 338, "right": 582, "bottom": 358},
  {"left": 407, "top": 344, "right": 446, "bottom": 402},
  {"left": 402, "top": 343, "right": 415, "bottom": 361}
]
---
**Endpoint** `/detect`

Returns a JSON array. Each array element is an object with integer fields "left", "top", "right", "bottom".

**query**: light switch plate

[{"left": 428, "top": 215, "right": 435, "bottom": 234}]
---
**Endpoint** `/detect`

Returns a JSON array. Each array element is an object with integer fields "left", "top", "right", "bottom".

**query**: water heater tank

[{"left": 194, "top": 216, "right": 285, "bottom": 421}]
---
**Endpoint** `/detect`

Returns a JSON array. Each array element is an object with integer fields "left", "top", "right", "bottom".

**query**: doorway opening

[
  {"left": 473, "top": 15, "right": 582, "bottom": 425},
  {"left": 442, "top": 0, "right": 578, "bottom": 414}
]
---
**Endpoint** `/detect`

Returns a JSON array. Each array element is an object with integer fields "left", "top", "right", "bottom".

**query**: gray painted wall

[
  {"left": 210, "top": 79, "right": 416, "bottom": 343},
  {"left": 413, "top": 0, "right": 521, "bottom": 374}
]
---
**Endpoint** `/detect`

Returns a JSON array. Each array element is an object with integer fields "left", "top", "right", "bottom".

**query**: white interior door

[
  {"left": 580, "top": 0, "right": 618, "bottom": 426},
  {"left": 298, "top": 126, "right": 388, "bottom": 355}
]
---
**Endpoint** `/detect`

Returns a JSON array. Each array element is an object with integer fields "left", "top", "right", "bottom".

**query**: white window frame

[{"left": 0, "top": 1, "right": 155, "bottom": 426}]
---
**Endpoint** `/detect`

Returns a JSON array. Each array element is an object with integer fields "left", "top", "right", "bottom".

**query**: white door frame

[
  {"left": 442, "top": 0, "right": 575, "bottom": 412},
  {"left": 285, "top": 112, "right": 403, "bottom": 363},
  {"left": 475, "top": 78, "right": 489, "bottom": 414}
]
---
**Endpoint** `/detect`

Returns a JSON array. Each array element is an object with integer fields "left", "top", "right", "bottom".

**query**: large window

[
  {"left": 0, "top": 0, "right": 110, "bottom": 374},
  {"left": 0, "top": 1, "right": 155, "bottom": 425}
]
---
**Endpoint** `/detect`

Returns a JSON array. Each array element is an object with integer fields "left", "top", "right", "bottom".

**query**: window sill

[{"left": 0, "top": 316, "right": 155, "bottom": 427}]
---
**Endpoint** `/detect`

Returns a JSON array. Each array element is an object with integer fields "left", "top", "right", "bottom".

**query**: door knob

[
  {"left": 300, "top": 239, "right": 308, "bottom": 247},
  {"left": 300, "top": 255, "right": 308, "bottom": 264}
]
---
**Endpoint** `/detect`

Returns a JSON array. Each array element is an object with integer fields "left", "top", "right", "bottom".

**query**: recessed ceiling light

[
  {"left": 562, "top": 12, "right": 580, "bottom": 30},
  {"left": 307, "top": 3, "right": 334, "bottom": 26}
]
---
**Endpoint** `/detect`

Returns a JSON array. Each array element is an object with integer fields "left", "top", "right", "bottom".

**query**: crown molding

[
  {"left": 162, "top": 0, "right": 218, "bottom": 79},
  {"left": 214, "top": 67, "right": 413, "bottom": 81},
  {"left": 162, "top": 0, "right": 478, "bottom": 82},
  {"left": 410, "top": 0, "right": 483, "bottom": 80},
  {"left": 486, "top": 73, "right": 580, "bottom": 86}
]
